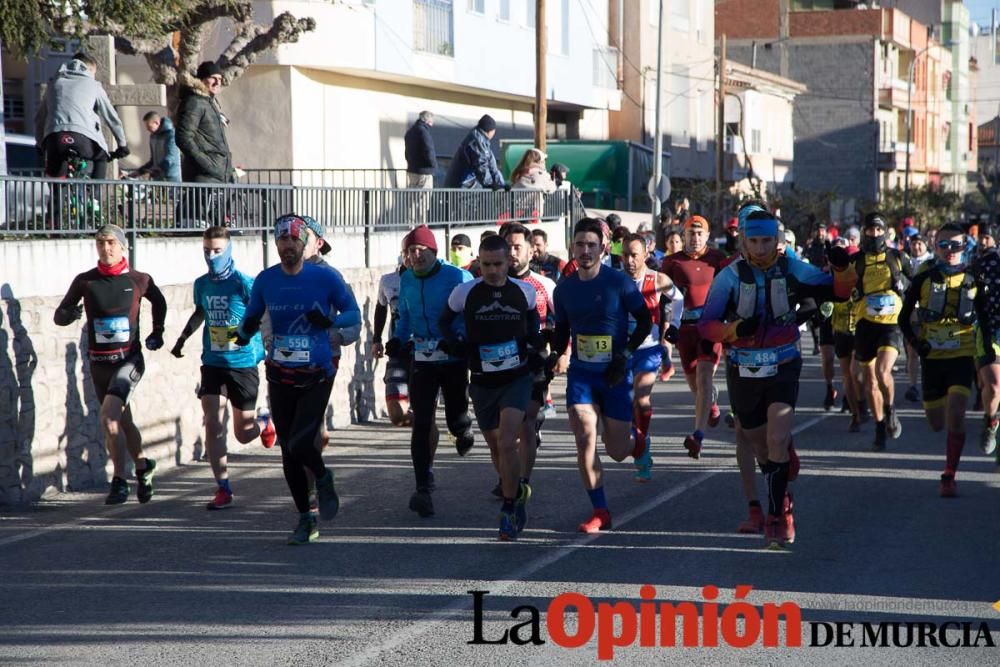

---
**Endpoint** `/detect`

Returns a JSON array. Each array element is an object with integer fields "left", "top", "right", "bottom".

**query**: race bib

[
  {"left": 739, "top": 364, "right": 778, "bottom": 378},
  {"left": 94, "top": 316, "right": 130, "bottom": 343},
  {"left": 479, "top": 339, "right": 520, "bottom": 372},
  {"left": 925, "top": 326, "right": 959, "bottom": 350},
  {"left": 209, "top": 325, "right": 239, "bottom": 352},
  {"left": 577, "top": 334, "right": 612, "bottom": 363},
  {"left": 414, "top": 337, "right": 447, "bottom": 362},
  {"left": 866, "top": 294, "right": 897, "bottom": 317},
  {"left": 272, "top": 335, "right": 311, "bottom": 363},
  {"left": 734, "top": 348, "right": 779, "bottom": 367}
]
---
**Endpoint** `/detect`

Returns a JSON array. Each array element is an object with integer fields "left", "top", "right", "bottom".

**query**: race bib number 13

[{"left": 577, "top": 334, "right": 612, "bottom": 363}]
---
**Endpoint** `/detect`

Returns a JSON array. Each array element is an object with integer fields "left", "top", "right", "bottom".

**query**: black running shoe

[
  {"left": 105, "top": 476, "right": 130, "bottom": 505},
  {"left": 315, "top": 470, "right": 340, "bottom": 521},
  {"left": 409, "top": 489, "right": 434, "bottom": 517},
  {"left": 287, "top": 513, "right": 318, "bottom": 545},
  {"left": 135, "top": 459, "right": 156, "bottom": 504},
  {"left": 455, "top": 431, "right": 474, "bottom": 456}
]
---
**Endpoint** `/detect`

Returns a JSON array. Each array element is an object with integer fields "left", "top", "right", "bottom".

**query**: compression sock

[
  {"left": 587, "top": 486, "right": 609, "bottom": 510},
  {"left": 945, "top": 431, "right": 966, "bottom": 475},
  {"left": 763, "top": 461, "right": 790, "bottom": 517},
  {"left": 217, "top": 478, "right": 232, "bottom": 494}
]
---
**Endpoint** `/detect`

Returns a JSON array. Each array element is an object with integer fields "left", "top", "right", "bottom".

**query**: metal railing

[
  {"left": 241, "top": 168, "right": 409, "bottom": 188},
  {"left": 413, "top": 0, "right": 454, "bottom": 56}
]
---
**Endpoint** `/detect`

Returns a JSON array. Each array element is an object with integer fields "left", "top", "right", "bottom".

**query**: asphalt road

[{"left": 1, "top": 353, "right": 998, "bottom": 666}]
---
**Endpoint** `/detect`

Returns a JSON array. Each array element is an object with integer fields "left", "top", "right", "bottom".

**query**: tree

[{"left": 1, "top": 1, "right": 317, "bottom": 109}]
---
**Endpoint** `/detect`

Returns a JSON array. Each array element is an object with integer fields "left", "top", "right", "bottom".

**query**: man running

[
  {"left": 660, "top": 214, "right": 728, "bottom": 458},
  {"left": 899, "top": 223, "right": 976, "bottom": 497},
  {"left": 372, "top": 255, "right": 412, "bottom": 426},
  {"left": 620, "top": 232, "right": 681, "bottom": 481},
  {"left": 699, "top": 210, "right": 855, "bottom": 549},
  {"left": 441, "top": 234, "right": 542, "bottom": 540},
  {"left": 54, "top": 224, "right": 166, "bottom": 505},
  {"left": 386, "top": 225, "right": 474, "bottom": 518},
  {"left": 828, "top": 237, "right": 865, "bottom": 432},
  {"left": 973, "top": 228, "right": 1000, "bottom": 462},
  {"left": 550, "top": 218, "right": 652, "bottom": 533},
  {"left": 235, "top": 214, "right": 360, "bottom": 545},
  {"left": 530, "top": 228, "right": 566, "bottom": 283},
  {"left": 849, "top": 212, "right": 912, "bottom": 451},
  {"left": 170, "top": 226, "right": 274, "bottom": 510}
]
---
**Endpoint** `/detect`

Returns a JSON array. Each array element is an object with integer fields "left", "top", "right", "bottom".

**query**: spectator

[
  {"left": 404, "top": 110, "right": 437, "bottom": 189},
  {"left": 176, "top": 61, "right": 234, "bottom": 184},
  {"left": 449, "top": 233, "right": 476, "bottom": 271},
  {"left": 803, "top": 222, "right": 830, "bottom": 269},
  {"left": 654, "top": 207, "right": 674, "bottom": 253},
  {"left": 510, "top": 148, "right": 556, "bottom": 193},
  {"left": 35, "top": 52, "right": 129, "bottom": 179},
  {"left": 443, "top": 115, "right": 504, "bottom": 189},
  {"left": 136, "top": 111, "right": 181, "bottom": 182},
  {"left": 723, "top": 217, "right": 740, "bottom": 256}
]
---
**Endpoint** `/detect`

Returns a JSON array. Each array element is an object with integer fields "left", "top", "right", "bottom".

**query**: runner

[
  {"left": 898, "top": 223, "right": 976, "bottom": 497},
  {"left": 54, "top": 224, "right": 166, "bottom": 505},
  {"left": 170, "top": 226, "right": 274, "bottom": 510},
  {"left": 235, "top": 214, "right": 361, "bottom": 545},
  {"left": 849, "top": 212, "right": 912, "bottom": 451},
  {"left": 828, "top": 237, "right": 866, "bottom": 432},
  {"left": 372, "top": 255, "right": 412, "bottom": 426},
  {"left": 549, "top": 217, "right": 653, "bottom": 533},
  {"left": 660, "top": 214, "right": 728, "bottom": 458},
  {"left": 440, "top": 234, "right": 542, "bottom": 540},
  {"left": 973, "top": 227, "right": 1000, "bottom": 461},
  {"left": 386, "top": 224, "right": 475, "bottom": 518},
  {"left": 529, "top": 228, "right": 566, "bottom": 283},
  {"left": 620, "top": 232, "right": 681, "bottom": 481},
  {"left": 499, "top": 223, "right": 557, "bottom": 504},
  {"left": 699, "top": 210, "right": 855, "bottom": 548},
  {"left": 903, "top": 234, "right": 933, "bottom": 403},
  {"left": 659, "top": 226, "right": 685, "bottom": 382}
]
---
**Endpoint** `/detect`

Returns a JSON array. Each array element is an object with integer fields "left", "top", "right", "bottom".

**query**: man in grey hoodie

[{"left": 35, "top": 52, "right": 129, "bottom": 179}]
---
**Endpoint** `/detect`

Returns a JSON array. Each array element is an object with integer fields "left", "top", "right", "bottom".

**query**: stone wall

[{"left": 0, "top": 268, "right": 387, "bottom": 505}]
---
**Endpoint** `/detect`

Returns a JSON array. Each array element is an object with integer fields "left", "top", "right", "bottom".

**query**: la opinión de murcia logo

[{"left": 468, "top": 587, "right": 997, "bottom": 659}]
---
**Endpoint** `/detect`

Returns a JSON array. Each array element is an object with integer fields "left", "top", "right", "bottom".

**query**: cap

[
  {"left": 274, "top": 214, "right": 309, "bottom": 242},
  {"left": 684, "top": 215, "right": 710, "bottom": 231},
  {"left": 477, "top": 114, "right": 497, "bottom": 132},
  {"left": 451, "top": 233, "right": 472, "bottom": 247},
  {"left": 196, "top": 61, "right": 223, "bottom": 80},
  {"left": 845, "top": 226, "right": 861, "bottom": 241},
  {"left": 95, "top": 224, "right": 127, "bottom": 249},
  {"left": 862, "top": 212, "right": 887, "bottom": 229},
  {"left": 726, "top": 217, "right": 739, "bottom": 230},
  {"left": 404, "top": 225, "right": 438, "bottom": 253},
  {"left": 299, "top": 215, "right": 331, "bottom": 254},
  {"left": 903, "top": 225, "right": 919, "bottom": 238}
]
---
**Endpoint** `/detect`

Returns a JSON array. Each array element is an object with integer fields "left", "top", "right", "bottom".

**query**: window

[
  {"left": 499, "top": 0, "right": 510, "bottom": 21},
  {"left": 671, "top": 0, "right": 691, "bottom": 33},
  {"left": 696, "top": 90, "right": 709, "bottom": 151},
  {"left": 547, "top": 0, "right": 569, "bottom": 55},
  {"left": 649, "top": 0, "right": 660, "bottom": 26},
  {"left": 670, "top": 66, "right": 690, "bottom": 146},
  {"left": 468, "top": 0, "right": 484, "bottom": 13},
  {"left": 526, "top": 0, "right": 535, "bottom": 27},
  {"left": 751, "top": 128, "right": 762, "bottom": 154},
  {"left": 414, "top": 0, "right": 455, "bottom": 56}
]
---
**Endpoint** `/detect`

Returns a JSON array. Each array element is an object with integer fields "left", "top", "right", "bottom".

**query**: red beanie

[{"left": 404, "top": 225, "right": 438, "bottom": 253}]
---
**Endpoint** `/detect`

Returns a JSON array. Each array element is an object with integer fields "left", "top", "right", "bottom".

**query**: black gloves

[
  {"left": 70, "top": 304, "right": 84, "bottom": 322},
  {"left": 916, "top": 340, "right": 933, "bottom": 358},
  {"left": 144, "top": 332, "right": 164, "bottom": 351},
  {"left": 604, "top": 352, "right": 629, "bottom": 387},
  {"left": 385, "top": 338, "right": 402, "bottom": 358},
  {"left": 306, "top": 308, "right": 334, "bottom": 330},
  {"left": 735, "top": 315, "right": 761, "bottom": 338},
  {"left": 234, "top": 330, "right": 252, "bottom": 347},
  {"left": 828, "top": 245, "right": 850, "bottom": 270},
  {"left": 110, "top": 146, "right": 130, "bottom": 160},
  {"left": 663, "top": 324, "right": 680, "bottom": 345},
  {"left": 170, "top": 338, "right": 185, "bottom": 358},
  {"left": 437, "top": 337, "right": 466, "bottom": 357}
]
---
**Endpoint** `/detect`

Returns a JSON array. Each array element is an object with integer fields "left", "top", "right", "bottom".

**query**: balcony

[
  {"left": 878, "top": 78, "right": 913, "bottom": 109},
  {"left": 413, "top": 0, "right": 454, "bottom": 57},
  {"left": 877, "top": 142, "right": 914, "bottom": 171}
]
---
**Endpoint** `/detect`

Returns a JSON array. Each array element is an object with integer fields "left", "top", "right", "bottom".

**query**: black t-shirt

[{"left": 446, "top": 277, "right": 538, "bottom": 387}]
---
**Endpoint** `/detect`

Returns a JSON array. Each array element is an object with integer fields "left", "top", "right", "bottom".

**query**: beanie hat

[
  {"left": 404, "top": 225, "right": 438, "bottom": 253},
  {"left": 451, "top": 233, "right": 472, "bottom": 247},
  {"left": 196, "top": 61, "right": 223, "bottom": 80},
  {"left": 477, "top": 114, "right": 497, "bottom": 132},
  {"left": 95, "top": 224, "right": 127, "bottom": 249}
]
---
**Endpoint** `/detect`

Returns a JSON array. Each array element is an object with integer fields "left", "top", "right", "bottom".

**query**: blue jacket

[
  {"left": 404, "top": 120, "right": 437, "bottom": 175},
  {"left": 140, "top": 117, "right": 181, "bottom": 182},
  {"left": 443, "top": 128, "right": 504, "bottom": 189},
  {"left": 394, "top": 260, "right": 473, "bottom": 362}
]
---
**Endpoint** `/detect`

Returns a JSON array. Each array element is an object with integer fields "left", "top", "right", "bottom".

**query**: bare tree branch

[{"left": 217, "top": 12, "right": 316, "bottom": 81}]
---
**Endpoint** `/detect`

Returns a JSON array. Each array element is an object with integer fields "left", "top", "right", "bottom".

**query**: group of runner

[{"left": 56, "top": 201, "right": 1000, "bottom": 549}]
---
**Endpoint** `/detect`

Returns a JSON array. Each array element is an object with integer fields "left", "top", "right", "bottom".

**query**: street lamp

[{"left": 903, "top": 41, "right": 956, "bottom": 218}]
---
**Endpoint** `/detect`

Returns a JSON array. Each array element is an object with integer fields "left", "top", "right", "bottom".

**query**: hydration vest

[
  {"left": 730, "top": 256, "right": 800, "bottom": 327},
  {"left": 852, "top": 249, "right": 907, "bottom": 299},
  {"left": 918, "top": 269, "right": 976, "bottom": 325}
]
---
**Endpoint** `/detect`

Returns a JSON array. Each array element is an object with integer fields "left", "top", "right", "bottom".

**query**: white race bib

[
  {"left": 738, "top": 364, "right": 778, "bottom": 378},
  {"left": 94, "top": 316, "right": 130, "bottom": 343},
  {"left": 866, "top": 294, "right": 897, "bottom": 317},
  {"left": 479, "top": 339, "right": 520, "bottom": 372},
  {"left": 272, "top": 335, "right": 311, "bottom": 363},
  {"left": 414, "top": 337, "right": 447, "bottom": 362}
]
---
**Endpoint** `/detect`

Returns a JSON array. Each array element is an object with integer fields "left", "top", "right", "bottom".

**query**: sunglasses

[{"left": 936, "top": 240, "right": 963, "bottom": 251}]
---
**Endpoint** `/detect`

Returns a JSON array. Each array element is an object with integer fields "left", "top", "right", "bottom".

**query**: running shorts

[
  {"left": 469, "top": 374, "right": 532, "bottom": 431},
  {"left": 921, "top": 357, "right": 974, "bottom": 408},
  {"left": 677, "top": 323, "right": 722, "bottom": 375},
  {"left": 198, "top": 365, "right": 260, "bottom": 411},
  {"left": 853, "top": 319, "right": 902, "bottom": 363},
  {"left": 566, "top": 366, "right": 633, "bottom": 422},
  {"left": 90, "top": 354, "right": 144, "bottom": 404},
  {"left": 726, "top": 357, "right": 802, "bottom": 430}
]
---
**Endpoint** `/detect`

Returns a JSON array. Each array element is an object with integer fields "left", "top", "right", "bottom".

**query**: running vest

[
  {"left": 730, "top": 256, "right": 800, "bottom": 327},
  {"left": 630, "top": 270, "right": 661, "bottom": 350},
  {"left": 852, "top": 250, "right": 906, "bottom": 325},
  {"left": 830, "top": 298, "right": 857, "bottom": 334},
  {"left": 912, "top": 268, "right": 977, "bottom": 359}
]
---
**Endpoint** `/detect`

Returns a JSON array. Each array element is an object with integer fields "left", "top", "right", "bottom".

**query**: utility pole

[
  {"left": 716, "top": 34, "right": 727, "bottom": 224},
  {"left": 535, "top": 0, "right": 547, "bottom": 151},
  {"left": 650, "top": 0, "right": 666, "bottom": 226}
]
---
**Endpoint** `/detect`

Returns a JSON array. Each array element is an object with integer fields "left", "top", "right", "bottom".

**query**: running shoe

[
  {"left": 823, "top": 385, "right": 837, "bottom": 411},
  {"left": 980, "top": 416, "right": 999, "bottom": 456},
  {"left": 886, "top": 407, "right": 902, "bottom": 440},
  {"left": 659, "top": 365, "right": 675, "bottom": 382},
  {"left": 514, "top": 482, "right": 532, "bottom": 532},
  {"left": 848, "top": 416, "right": 860, "bottom": 433},
  {"left": 724, "top": 410, "right": 736, "bottom": 428},
  {"left": 764, "top": 511, "right": 794, "bottom": 549},
  {"left": 738, "top": 505, "right": 764, "bottom": 534},
  {"left": 577, "top": 508, "right": 612, "bottom": 533},
  {"left": 787, "top": 439, "right": 800, "bottom": 482},
  {"left": 455, "top": 430, "right": 475, "bottom": 456},
  {"left": 542, "top": 400, "right": 557, "bottom": 418},
  {"left": 904, "top": 385, "right": 920, "bottom": 403},
  {"left": 287, "top": 513, "right": 319, "bottom": 545},
  {"left": 708, "top": 404, "right": 721, "bottom": 428},
  {"left": 105, "top": 476, "right": 130, "bottom": 505},
  {"left": 257, "top": 408, "right": 276, "bottom": 448},
  {"left": 206, "top": 488, "right": 233, "bottom": 511},
  {"left": 633, "top": 447, "right": 653, "bottom": 483},
  {"left": 135, "top": 459, "right": 156, "bottom": 504},
  {"left": 939, "top": 474, "right": 957, "bottom": 498},
  {"left": 872, "top": 421, "right": 887, "bottom": 452},
  {"left": 409, "top": 490, "right": 435, "bottom": 517},
  {"left": 499, "top": 510, "right": 518, "bottom": 541},
  {"left": 683, "top": 432, "right": 703, "bottom": 459},
  {"left": 491, "top": 479, "right": 503, "bottom": 499},
  {"left": 315, "top": 470, "right": 340, "bottom": 521}
]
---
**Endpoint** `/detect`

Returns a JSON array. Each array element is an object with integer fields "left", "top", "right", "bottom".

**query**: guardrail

[
  {"left": 0, "top": 174, "right": 580, "bottom": 266},
  {"left": 241, "top": 168, "right": 410, "bottom": 188}
]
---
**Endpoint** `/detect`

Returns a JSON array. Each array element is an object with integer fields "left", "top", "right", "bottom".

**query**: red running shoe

[
  {"left": 577, "top": 509, "right": 612, "bottom": 533},
  {"left": 708, "top": 403, "right": 722, "bottom": 428},
  {"left": 205, "top": 488, "right": 233, "bottom": 511},
  {"left": 683, "top": 432, "right": 702, "bottom": 459},
  {"left": 764, "top": 514, "right": 794, "bottom": 549},
  {"left": 258, "top": 409, "right": 276, "bottom": 449},
  {"left": 939, "top": 474, "right": 957, "bottom": 498},
  {"left": 659, "top": 365, "right": 675, "bottom": 382},
  {"left": 788, "top": 438, "right": 800, "bottom": 481},
  {"left": 737, "top": 505, "right": 764, "bottom": 534}
]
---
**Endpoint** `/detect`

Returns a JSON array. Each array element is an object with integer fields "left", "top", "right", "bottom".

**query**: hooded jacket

[
  {"left": 34, "top": 59, "right": 127, "bottom": 154},
  {"left": 443, "top": 128, "right": 504, "bottom": 189},
  {"left": 404, "top": 119, "right": 437, "bottom": 175},
  {"left": 175, "top": 79, "right": 233, "bottom": 183},
  {"left": 139, "top": 117, "right": 181, "bottom": 182}
]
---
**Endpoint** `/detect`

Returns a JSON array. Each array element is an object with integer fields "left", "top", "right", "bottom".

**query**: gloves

[
  {"left": 170, "top": 338, "right": 185, "bottom": 358},
  {"left": 528, "top": 352, "right": 546, "bottom": 372},
  {"left": 735, "top": 315, "right": 761, "bottom": 338},
  {"left": 663, "top": 324, "right": 680, "bottom": 345},
  {"left": 371, "top": 340, "right": 384, "bottom": 359},
  {"left": 385, "top": 338, "right": 402, "bottom": 359},
  {"left": 916, "top": 340, "right": 933, "bottom": 358},
  {"left": 144, "top": 332, "right": 164, "bottom": 351},
  {"left": 306, "top": 308, "right": 334, "bottom": 330},
  {"left": 604, "top": 352, "right": 629, "bottom": 387},
  {"left": 234, "top": 330, "right": 252, "bottom": 347},
  {"left": 69, "top": 304, "right": 84, "bottom": 322},
  {"left": 110, "top": 146, "right": 130, "bottom": 160},
  {"left": 437, "top": 337, "right": 466, "bottom": 357},
  {"left": 828, "top": 245, "right": 850, "bottom": 270}
]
